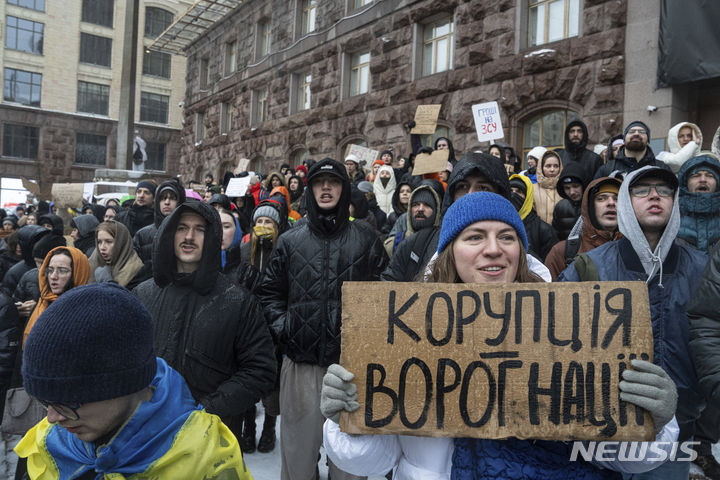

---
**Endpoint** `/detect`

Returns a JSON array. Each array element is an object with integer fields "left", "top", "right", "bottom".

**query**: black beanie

[
  {"left": 32, "top": 234, "right": 66, "bottom": 260},
  {"left": 23, "top": 283, "right": 157, "bottom": 404},
  {"left": 624, "top": 121, "right": 651, "bottom": 139},
  {"left": 136, "top": 180, "right": 156, "bottom": 196},
  {"left": 411, "top": 188, "right": 437, "bottom": 212}
]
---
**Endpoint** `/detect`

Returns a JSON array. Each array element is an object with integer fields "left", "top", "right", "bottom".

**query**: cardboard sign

[
  {"left": 50, "top": 183, "right": 86, "bottom": 208},
  {"left": 345, "top": 144, "right": 379, "bottom": 166},
  {"left": 340, "top": 281, "right": 654, "bottom": 441},
  {"left": 20, "top": 177, "right": 40, "bottom": 196},
  {"left": 225, "top": 177, "right": 251, "bottom": 197},
  {"left": 412, "top": 150, "right": 450, "bottom": 176},
  {"left": 472, "top": 101, "right": 504, "bottom": 142},
  {"left": 235, "top": 158, "right": 250, "bottom": 174},
  {"left": 411, "top": 105, "right": 442, "bottom": 134}
]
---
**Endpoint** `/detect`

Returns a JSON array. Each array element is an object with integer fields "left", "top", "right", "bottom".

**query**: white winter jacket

[
  {"left": 657, "top": 122, "right": 702, "bottom": 173},
  {"left": 373, "top": 165, "right": 397, "bottom": 216}
]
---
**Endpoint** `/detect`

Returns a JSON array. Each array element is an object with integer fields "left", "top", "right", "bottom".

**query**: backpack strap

[{"left": 572, "top": 253, "right": 599, "bottom": 282}]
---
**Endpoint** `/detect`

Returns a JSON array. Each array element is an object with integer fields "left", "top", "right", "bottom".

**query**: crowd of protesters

[{"left": 0, "top": 117, "right": 719, "bottom": 479}]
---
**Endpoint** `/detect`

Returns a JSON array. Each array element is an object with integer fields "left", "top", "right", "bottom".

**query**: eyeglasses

[
  {"left": 627, "top": 128, "right": 647, "bottom": 135},
  {"left": 629, "top": 184, "right": 675, "bottom": 198},
  {"left": 46, "top": 267, "right": 71, "bottom": 276},
  {"left": 36, "top": 399, "right": 82, "bottom": 420}
]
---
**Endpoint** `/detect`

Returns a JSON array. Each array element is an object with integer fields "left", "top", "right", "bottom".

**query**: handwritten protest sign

[
  {"left": 21, "top": 177, "right": 40, "bottom": 196},
  {"left": 340, "top": 281, "right": 654, "bottom": 441},
  {"left": 235, "top": 158, "right": 250, "bottom": 174},
  {"left": 344, "top": 144, "right": 379, "bottom": 166},
  {"left": 50, "top": 183, "right": 86, "bottom": 208},
  {"left": 472, "top": 101, "right": 504, "bottom": 142},
  {"left": 411, "top": 105, "right": 442, "bottom": 134},
  {"left": 413, "top": 150, "right": 450, "bottom": 176},
  {"left": 225, "top": 177, "right": 251, "bottom": 197}
]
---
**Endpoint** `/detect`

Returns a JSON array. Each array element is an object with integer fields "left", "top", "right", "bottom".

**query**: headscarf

[
  {"left": 88, "top": 221, "right": 144, "bottom": 287},
  {"left": 24, "top": 246, "right": 91, "bottom": 346}
]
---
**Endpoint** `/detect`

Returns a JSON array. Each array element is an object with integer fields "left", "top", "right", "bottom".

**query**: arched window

[
  {"left": 337, "top": 135, "right": 369, "bottom": 166},
  {"left": 145, "top": 7, "right": 173, "bottom": 39},
  {"left": 420, "top": 124, "right": 452, "bottom": 149},
  {"left": 250, "top": 155, "right": 266, "bottom": 174},
  {"left": 521, "top": 108, "right": 579, "bottom": 165}
]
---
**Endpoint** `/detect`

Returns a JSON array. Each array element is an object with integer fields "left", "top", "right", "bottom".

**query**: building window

[
  {"left": 220, "top": 101, "right": 233, "bottom": 134},
  {"left": 251, "top": 155, "right": 265, "bottom": 172},
  {"left": 3, "top": 124, "right": 38, "bottom": 159},
  {"left": 5, "top": 16, "right": 43, "bottom": 54},
  {"left": 349, "top": 51, "right": 370, "bottom": 96},
  {"left": 4, "top": 67, "right": 41, "bottom": 106},
  {"left": 256, "top": 20, "right": 270, "bottom": 60},
  {"left": 224, "top": 40, "right": 237, "bottom": 75},
  {"left": 145, "top": 141, "right": 165, "bottom": 170},
  {"left": 75, "top": 133, "right": 106, "bottom": 165},
  {"left": 353, "top": 0, "right": 373, "bottom": 9},
  {"left": 522, "top": 108, "right": 579, "bottom": 162},
  {"left": 301, "top": 0, "right": 317, "bottom": 35},
  {"left": 7, "top": 0, "right": 45, "bottom": 12},
  {"left": 79, "top": 33, "right": 112, "bottom": 67},
  {"left": 291, "top": 148, "right": 307, "bottom": 167},
  {"left": 195, "top": 113, "right": 205, "bottom": 143},
  {"left": 77, "top": 81, "right": 109, "bottom": 115},
  {"left": 143, "top": 49, "right": 171, "bottom": 78},
  {"left": 252, "top": 87, "right": 268, "bottom": 125},
  {"left": 145, "top": 7, "right": 173, "bottom": 39},
  {"left": 199, "top": 57, "right": 209, "bottom": 89},
  {"left": 422, "top": 17, "right": 454, "bottom": 77},
  {"left": 81, "top": 0, "right": 114, "bottom": 28},
  {"left": 528, "top": 0, "right": 580, "bottom": 47},
  {"left": 292, "top": 71, "right": 311, "bottom": 113},
  {"left": 420, "top": 125, "right": 451, "bottom": 148},
  {"left": 140, "top": 92, "right": 169, "bottom": 124}
]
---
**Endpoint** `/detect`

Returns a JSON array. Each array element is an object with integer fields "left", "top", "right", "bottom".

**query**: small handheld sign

[{"left": 472, "top": 101, "right": 505, "bottom": 142}]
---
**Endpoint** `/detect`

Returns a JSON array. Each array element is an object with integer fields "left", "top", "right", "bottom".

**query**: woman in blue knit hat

[{"left": 320, "top": 192, "right": 680, "bottom": 480}]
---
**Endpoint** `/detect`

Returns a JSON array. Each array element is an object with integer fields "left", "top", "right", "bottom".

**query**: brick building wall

[{"left": 179, "top": 0, "right": 627, "bottom": 180}]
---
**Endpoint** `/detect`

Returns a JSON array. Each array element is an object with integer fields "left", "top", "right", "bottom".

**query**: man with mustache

[
  {"left": 544, "top": 176, "right": 622, "bottom": 280},
  {"left": 133, "top": 200, "right": 276, "bottom": 444},
  {"left": 384, "top": 181, "right": 443, "bottom": 258},
  {"left": 595, "top": 121, "right": 671, "bottom": 179},
  {"left": 556, "top": 119, "right": 603, "bottom": 181},
  {"left": 560, "top": 166, "right": 708, "bottom": 479}
]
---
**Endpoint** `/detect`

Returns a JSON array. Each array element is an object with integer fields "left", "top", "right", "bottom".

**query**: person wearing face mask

[
  {"left": 89, "top": 221, "right": 148, "bottom": 290},
  {"left": 533, "top": 151, "right": 564, "bottom": 225},
  {"left": 322, "top": 192, "right": 679, "bottom": 480},
  {"left": 373, "top": 165, "right": 397, "bottom": 217}
]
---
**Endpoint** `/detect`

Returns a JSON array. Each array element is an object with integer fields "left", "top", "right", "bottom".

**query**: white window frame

[
  {"left": 220, "top": 101, "right": 233, "bottom": 134},
  {"left": 527, "top": 0, "right": 580, "bottom": 47},
  {"left": 251, "top": 87, "right": 268, "bottom": 125},
  {"left": 224, "top": 40, "right": 237, "bottom": 75},
  {"left": 195, "top": 112, "right": 206, "bottom": 143}
]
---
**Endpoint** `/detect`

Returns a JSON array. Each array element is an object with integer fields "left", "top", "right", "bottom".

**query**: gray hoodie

[{"left": 617, "top": 166, "right": 680, "bottom": 286}]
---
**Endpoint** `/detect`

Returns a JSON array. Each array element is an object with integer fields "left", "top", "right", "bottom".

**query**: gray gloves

[
  {"left": 320, "top": 364, "right": 359, "bottom": 424},
  {"left": 619, "top": 359, "right": 677, "bottom": 434}
]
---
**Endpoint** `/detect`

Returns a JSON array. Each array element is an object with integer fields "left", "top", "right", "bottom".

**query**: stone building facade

[
  {"left": 0, "top": 0, "right": 191, "bottom": 197},
  {"left": 175, "top": 0, "right": 636, "bottom": 180}
]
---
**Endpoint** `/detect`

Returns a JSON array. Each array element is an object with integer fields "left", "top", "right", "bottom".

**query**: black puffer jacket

[
  {"left": 688, "top": 246, "right": 720, "bottom": 406},
  {"left": 1, "top": 226, "right": 49, "bottom": 296},
  {"left": 382, "top": 153, "right": 510, "bottom": 282},
  {"left": 556, "top": 120, "right": 603, "bottom": 181},
  {"left": 115, "top": 202, "right": 154, "bottom": 237},
  {"left": 133, "top": 201, "right": 276, "bottom": 421},
  {"left": 0, "top": 292, "right": 19, "bottom": 414},
  {"left": 552, "top": 162, "right": 586, "bottom": 241},
  {"left": 13, "top": 267, "right": 39, "bottom": 303},
  {"left": 133, "top": 180, "right": 186, "bottom": 265},
  {"left": 257, "top": 158, "right": 388, "bottom": 366},
  {"left": 595, "top": 146, "right": 670, "bottom": 179},
  {"left": 523, "top": 209, "right": 558, "bottom": 262}
]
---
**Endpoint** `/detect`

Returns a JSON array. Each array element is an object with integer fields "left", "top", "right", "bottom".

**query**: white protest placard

[
  {"left": 472, "top": 101, "right": 504, "bottom": 142},
  {"left": 225, "top": 177, "right": 251, "bottom": 197},
  {"left": 345, "top": 144, "right": 379, "bottom": 166}
]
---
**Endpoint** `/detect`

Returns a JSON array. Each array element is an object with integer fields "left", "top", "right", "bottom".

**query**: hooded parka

[
  {"left": 657, "top": 122, "right": 703, "bottom": 173},
  {"left": 556, "top": 119, "right": 603, "bottom": 180},
  {"left": 133, "top": 200, "right": 276, "bottom": 428},
  {"left": 676, "top": 154, "right": 720, "bottom": 253}
]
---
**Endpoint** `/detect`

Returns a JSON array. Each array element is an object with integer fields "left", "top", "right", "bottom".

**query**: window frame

[
  {"left": 520, "top": 107, "right": 579, "bottom": 166},
  {"left": 139, "top": 91, "right": 169, "bottom": 124},
  {"left": 7, "top": 0, "right": 45, "bottom": 12},
  {"left": 2, "top": 123, "right": 38, "bottom": 159},
  {"left": 300, "top": 0, "right": 317, "bottom": 36},
  {"left": 220, "top": 101, "right": 233, "bottom": 134},
  {"left": 81, "top": 0, "right": 114, "bottom": 28},
  {"left": 144, "top": 6, "right": 173, "bottom": 39},
  {"left": 420, "top": 16, "right": 454, "bottom": 77},
  {"left": 199, "top": 57, "right": 209, "bottom": 89},
  {"left": 4, "top": 67, "right": 41, "bottom": 106},
  {"left": 142, "top": 49, "right": 171, "bottom": 79},
  {"left": 526, "top": 0, "right": 580, "bottom": 48},
  {"left": 74, "top": 132, "right": 107, "bottom": 166},
  {"left": 224, "top": 40, "right": 237, "bottom": 76},
  {"left": 79, "top": 32, "right": 112, "bottom": 67},
  {"left": 348, "top": 51, "right": 371, "bottom": 97},
  {"left": 77, "top": 80, "right": 110, "bottom": 115},
  {"left": 251, "top": 87, "right": 268, "bottom": 125},
  {"left": 195, "top": 112, "right": 206, "bottom": 143},
  {"left": 256, "top": 19, "right": 271, "bottom": 60},
  {"left": 291, "top": 71, "right": 311, "bottom": 113},
  {"left": 5, "top": 15, "right": 44, "bottom": 55},
  {"left": 145, "top": 141, "right": 166, "bottom": 171}
]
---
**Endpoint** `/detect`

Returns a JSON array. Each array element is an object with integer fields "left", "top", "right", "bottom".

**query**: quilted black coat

[
  {"left": 133, "top": 201, "right": 276, "bottom": 420},
  {"left": 258, "top": 158, "right": 388, "bottom": 367}
]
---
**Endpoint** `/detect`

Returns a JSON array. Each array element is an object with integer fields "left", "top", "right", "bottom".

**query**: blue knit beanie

[
  {"left": 438, "top": 192, "right": 528, "bottom": 253},
  {"left": 23, "top": 283, "right": 157, "bottom": 404}
]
